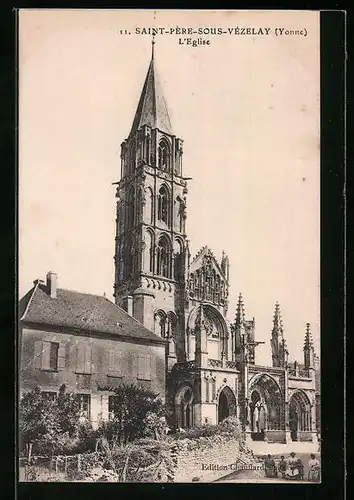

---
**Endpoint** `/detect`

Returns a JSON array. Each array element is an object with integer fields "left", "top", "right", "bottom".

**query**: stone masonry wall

[{"left": 172, "top": 436, "right": 254, "bottom": 483}]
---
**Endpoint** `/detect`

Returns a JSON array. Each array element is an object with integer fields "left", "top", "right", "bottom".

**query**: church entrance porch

[
  {"left": 247, "top": 373, "right": 285, "bottom": 444},
  {"left": 175, "top": 385, "right": 195, "bottom": 430},
  {"left": 250, "top": 391, "right": 266, "bottom": 441},
  {"left": 217, "top": 386, "right": 237, "bottom": 423},
  {"left": 289, "top": 391, "right": 313, "bottom": 442}
]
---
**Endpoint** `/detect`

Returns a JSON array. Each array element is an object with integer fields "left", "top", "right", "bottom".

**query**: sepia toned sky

[{"left": 19, "top": 9, "right": 320, "bottom": 366}]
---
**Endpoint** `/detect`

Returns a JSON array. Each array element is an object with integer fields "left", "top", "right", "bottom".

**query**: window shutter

[
  {"left": 138, "top": 355, "right": 144, "bottom": 379},
  {"left": 57, "top": 344, "right": 66, "bottom": 370},
  {"left": 41, "top": 341, "right": 51, "bottom": 369},
  {"left": 76, "top": 344, "right": 85, "bottom": 373},
  {"left": 150, "top": 354, "right": 155, "bottom": 381},
  {"left": 115, "top": 352, "right": 123, "bottom": 376},
  {"left": 146, "top": 355, "right": 152, "bottom": 380},
  {"left": 131, "top": 354, "right": 138, "bottom": 379},
  {"left": 108, "top": 350, "right": 115, "bottom": 372},
  {"left": 33, "top": 341, "right": 42, "bottom": 369},
  {"left": 84, "top": 345, "right": 92, "bottom": 374}
]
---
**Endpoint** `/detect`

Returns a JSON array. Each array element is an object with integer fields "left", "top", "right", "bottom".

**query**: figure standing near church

[{"left": 308, "top": 454, "right": 320, "bottom": 482}]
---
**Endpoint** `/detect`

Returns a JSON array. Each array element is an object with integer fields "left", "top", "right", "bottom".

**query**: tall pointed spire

[
  {"left": 272, "top": 301, "right": 284, "bottom": 335},
  {"left": 303, "top": 322, "right": 315, "bottom": 369},
  {"left": 221, "top": 250, "right": 230, "bottom": 282},
  {"left": 271, "top": 302, "right": 288, "bottom": 368},
  {"left": 303, "top": 322, "right": 314, "bottom": 349},
  {"left": 235, "top": 293, "right": 245, "bottom": 326},
  {"left": 129, "top": 41, "right": 172, "bottom": 137}
]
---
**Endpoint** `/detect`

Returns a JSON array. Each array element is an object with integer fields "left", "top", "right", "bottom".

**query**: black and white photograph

[{"left": 18, "top": 9, "right": 321, "bottom": 483}]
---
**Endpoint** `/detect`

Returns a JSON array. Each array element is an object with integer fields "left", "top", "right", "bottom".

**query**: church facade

[{"left": 114, "top": 45, "right": 320, "bottom": 448}]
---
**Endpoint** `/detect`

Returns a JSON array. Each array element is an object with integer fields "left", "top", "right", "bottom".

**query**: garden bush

[
  {"left": 96, "top": 383, "right": 166, "bottom": 445},
  {"left": 173, "top": 416, "right": 242, "bottom": 441},
  {"left": 19, "top": 385, "right": 96, "bottom": 457}
]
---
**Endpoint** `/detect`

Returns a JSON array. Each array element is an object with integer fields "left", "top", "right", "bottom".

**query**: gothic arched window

[
  {"left": 156, "top": 236, "right": 171, "bottom": 278},
  {"left": 144, "top": 187, "right": 153, "bottom": 225},
  {"left": 128, "top": 142, "right": 135, "bottom": 174},
  {"left": 145, "top": 229, "right": 154, "bottom": 272},
  {"left": 157, "top": 185, "right": 170, "bottom": 226},
  {"left": 158, "top": 139, "right": 170, "bottom": 171},
  {"left": 136, "top": 189, "right": 143, "bottom": 225},
  {"left": 154, "top": 310, "right": 167, "bottom": 338},
  {"left": 124, "top": 236, "right": 133, "bottom": 280},
  {"left": 174, "top": 239, "right": 184, "bottom": 280},
  {"left": 126, "top": 187, "right": 135, "bottom": 230},
  {"left": 145, "top": 135, "right": 151, "bottom": 164}
]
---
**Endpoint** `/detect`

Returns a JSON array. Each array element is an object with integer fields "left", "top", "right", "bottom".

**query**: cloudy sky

[{"left": 19, "top": 10, "right": 320, "bottom": 365}]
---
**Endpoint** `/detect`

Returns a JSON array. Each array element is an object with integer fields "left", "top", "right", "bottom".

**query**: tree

[
  {"left": 19, "top": 385, "right": 86, "bottom": 457},
  {"left": 98, "top": 383, "right": 166, "bottom": 446},
  {"left": 56, "top": 384, "right": 81, "bottom": 436},
  {"left": 19, "top": 387, "right": 60, "bottom": 453}
]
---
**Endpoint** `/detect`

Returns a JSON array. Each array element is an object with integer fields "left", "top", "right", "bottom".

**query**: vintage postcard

[{"left": 18, "top": 9, "right": 321, "bottom": 483}]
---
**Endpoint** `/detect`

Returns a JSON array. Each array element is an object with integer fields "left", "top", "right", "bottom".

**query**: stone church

[{"left": 113, "top": 43, "right": 320, "bottom": 448}]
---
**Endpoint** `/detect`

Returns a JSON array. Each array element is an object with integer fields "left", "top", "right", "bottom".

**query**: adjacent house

[{"left": 19, "top": 271, "right": 167, "bottom": 428}]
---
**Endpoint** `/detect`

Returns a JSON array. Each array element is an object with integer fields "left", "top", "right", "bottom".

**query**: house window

[
  {"left": 77, "top": 394, "right": 91, "bottom": 419},
  {"left": 34, "top": 341, "right": 65, "bottom": 371},
  {"left": 137, "top": 355, "right": 151, "bottom": 381},
  {"left": 76, "top": 344, "right": 92, "bottom": 374},
  {"left": 42, "top": 341, "right": 59, "bottom": 371},
  {"left": 41, "top": 391, "right": 57, "bottom": 402},
  {"left": 108, "top": 350, "right": 123, "bottom": 377}
]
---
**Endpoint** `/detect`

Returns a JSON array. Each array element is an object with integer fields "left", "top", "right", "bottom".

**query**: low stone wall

[
  {"left": 265, "top": 430, "right": 286, "bottom": 443},
  {"left": 172, "top": 436, "right": 255, "bottom": 483}
]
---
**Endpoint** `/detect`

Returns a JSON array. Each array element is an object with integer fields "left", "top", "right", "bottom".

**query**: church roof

[
  {"left": 190, "top": 245, "right": 228, "bottom": 282},
  {"left": 20, "top": 283, "right": 165, "bottom": 345},
  {"left": 129, "top": 45, "right": 172, "bottom": 137}
]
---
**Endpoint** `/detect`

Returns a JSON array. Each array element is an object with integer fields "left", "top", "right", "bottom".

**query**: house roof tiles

[{"left": 20, "top": 283, "right": 165, "bottom": 345}]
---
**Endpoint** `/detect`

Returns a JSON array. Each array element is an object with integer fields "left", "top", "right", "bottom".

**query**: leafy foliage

[
  {"left": 174, "top": 416, "right": 242, "bottom": 441},
  {"left": 19, "top": 385, "right": 95, "bottom": 457},
  {"left": 93, "top": 436, "right": 175, "bottom": 482},
  {"left": 97, "top": 383, "right": 166, "bottom": 445}
]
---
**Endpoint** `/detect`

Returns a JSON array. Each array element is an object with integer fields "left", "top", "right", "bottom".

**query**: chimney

[
  {"left": 46, "top": 271, "right": 58, "bottom": 298},
  {"left": 33, "top": 279, "right": 45, "bottom": 286},
  {"left": 121, "top": 295, "right": 133, "bottom": 316}
]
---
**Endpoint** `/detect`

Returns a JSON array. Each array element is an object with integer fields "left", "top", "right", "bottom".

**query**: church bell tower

[{"left": 114, "top": 41, "right": 189, "bottom": 362}]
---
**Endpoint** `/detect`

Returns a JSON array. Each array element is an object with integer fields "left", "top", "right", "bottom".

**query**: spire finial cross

[{"left": 151, "top": 36, "right": 155, "bottom": 60}]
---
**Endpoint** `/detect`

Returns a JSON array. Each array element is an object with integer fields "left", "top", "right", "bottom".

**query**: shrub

[
  {"left": 93, "top": 436, "right": 175, "bottom": 482},
  {"left": 173, "top": 416, "right": 242, "bottom": 441},
  {"left": 19, "top": 385, "right": 96, "bottom": 457},
  {"left": 96, "top": 383, "right": 166, "bottom": 445}
]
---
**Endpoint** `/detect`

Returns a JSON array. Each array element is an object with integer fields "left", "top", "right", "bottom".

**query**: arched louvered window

[
  {"left": 128, "top": 142, "right": 135, "bottom": 174},
  {"left": 157, "top": 185, "right": 170, "bottom": 226},
  {"left": 146, "top": 135, "right": 151, "bottom": 164},
  {"left": 126, "top": 187, "right": 135, "bottom": 230},
  {"left": 145, "top": 229, "right": 154, "bottom": 272},
  {"left": 156, "top": 236, "right": 171, "bottom": 278},
  {"left": 158, "top": 139, "right": 170, "bottom": 171}
]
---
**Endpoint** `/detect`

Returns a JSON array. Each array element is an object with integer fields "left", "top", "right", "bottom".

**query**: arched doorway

[
  {"left": 175, "top": 386, "right": 194, "bottom": 429},
  {"left": 289, "top": 391, "right": 312, "bottom": 441},
  {"left": 250, "top": 390, "right": 266, "bottom": 440},
  {"left": 248, "top": 373, "right": 283, "bottom": 441},
  {"left": 217, "top": 386, "right": 236, "bottom": 423}
]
